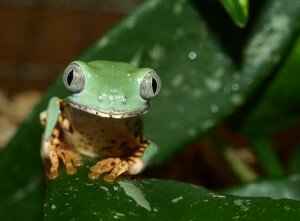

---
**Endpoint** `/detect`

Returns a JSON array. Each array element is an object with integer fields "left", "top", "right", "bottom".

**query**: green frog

[{"left": 40, "top": 60, "right": 160, "bottom": 182}]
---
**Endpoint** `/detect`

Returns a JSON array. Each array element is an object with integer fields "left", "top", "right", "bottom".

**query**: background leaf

[
  {"left": 290, "top": 147, "right": 300, "bottom": 174},
  {"left": 241, "top": 37, "right": 300, "bottom": 136},
  {"left": 218, "top": 0, "right": 249, "bottom": 27},
  {"left": 251, "top": 138, "right": 284, "bottom": 177}
]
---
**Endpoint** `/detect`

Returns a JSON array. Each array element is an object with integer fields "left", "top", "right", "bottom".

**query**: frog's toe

[
  {"left": 57, "top": 149, "right": 82, "bottom": 175},
  {"left": 88, "top": 158, "right": 121, "bottom": 180},
  {"left": 89, "top": 157, "right": 142, "bottom": 182},
  {"left": 104, "top": 160, "right": 129, "bottom": 182},
  {"left": 47, "top": 168, "right": 59, "bottom": 179},
  {"left": 127, "top": 157, "right": 145, "bottom": 175}
]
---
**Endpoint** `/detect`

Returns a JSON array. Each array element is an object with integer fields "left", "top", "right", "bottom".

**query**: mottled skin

[{"left": 40, "top": 60, "right": 160, "bottom": 182}]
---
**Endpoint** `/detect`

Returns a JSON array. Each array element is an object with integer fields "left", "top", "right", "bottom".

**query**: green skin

[
  {"left": 43, "top": 60, "right": 158, "bottom": 175},
  {"left": 67, "top": 61, "right": 153, "bottom": 118}
]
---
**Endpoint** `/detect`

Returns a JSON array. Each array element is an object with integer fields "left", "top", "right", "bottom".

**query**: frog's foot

[
  {"left": 42, "top": 136, "right": 82, "bottom": 179},
  {"left": 88, "top": 143, "right": 150, "bottom": 182},
  {"left": 88, "top": 158, "right": 125, "bottom": 182}
]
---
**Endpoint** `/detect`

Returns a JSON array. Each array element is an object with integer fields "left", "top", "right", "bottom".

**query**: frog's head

[{"left": 62, "top": 60, "right": 161, "bottom": 118}]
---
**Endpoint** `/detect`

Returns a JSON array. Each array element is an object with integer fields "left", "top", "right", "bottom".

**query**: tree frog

[{"left": 40, "top": 60, "right": 160, "bottom": 182}]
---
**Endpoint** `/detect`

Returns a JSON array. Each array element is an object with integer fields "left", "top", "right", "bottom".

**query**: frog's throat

[{"left": 67, "top": 100, "right": 148, "bottom": 118}]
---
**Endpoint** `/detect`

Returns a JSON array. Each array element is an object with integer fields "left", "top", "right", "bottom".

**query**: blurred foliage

[
  {"left": 0, "top": 0, "right": 300, "bottom": 220},
  {"left": 219, "top": 0, "right": 249, "bottom": 27},
  {"left": 251, "top": 138, "right": 284, "bottom": 177},
  {"left": 241, "top": 37, "right": 300, "bottom": 136}
]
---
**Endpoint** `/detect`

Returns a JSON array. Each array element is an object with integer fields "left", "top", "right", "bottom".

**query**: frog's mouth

[{"left": 68, "top": 100, "right": 148, "bottom": 118}]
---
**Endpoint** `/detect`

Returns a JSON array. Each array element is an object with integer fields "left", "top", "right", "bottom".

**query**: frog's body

[
  {"left": 40, "top": 60, "right": 160, "bottom": 182},
  {"left": 63, "top": 106, "right": 143, "bottom": 158}
]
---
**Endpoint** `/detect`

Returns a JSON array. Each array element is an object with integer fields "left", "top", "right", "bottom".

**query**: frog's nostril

[
  {"left": 121, "top": 96, "right": 127, "bottom": 104},
  {"left": 98, "top": 94, "right": 104, "bottom": 102}
]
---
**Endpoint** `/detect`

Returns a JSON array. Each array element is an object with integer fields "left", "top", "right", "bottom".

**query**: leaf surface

[{"left": 44, "top": 165, "right": 300, "bottom": 220}]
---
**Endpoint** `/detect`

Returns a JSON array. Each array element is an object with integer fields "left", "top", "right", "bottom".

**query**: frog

[{"left": 40, "top": 60, "right": 160, "bottom": 182}]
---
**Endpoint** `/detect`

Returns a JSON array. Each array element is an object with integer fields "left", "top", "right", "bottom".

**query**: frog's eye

[
  {"left": 140, "top": 71, "right": 161, "bottom": 100},
  {"left": 63, "top": 63, "right": 85, "bottom": 93}
]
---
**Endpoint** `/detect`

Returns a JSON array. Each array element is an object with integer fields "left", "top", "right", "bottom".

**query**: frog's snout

[{"left": 98, "top": 94, "right": 127, "bottom": 105}]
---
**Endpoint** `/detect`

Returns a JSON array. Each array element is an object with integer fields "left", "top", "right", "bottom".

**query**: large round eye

[
  {"left": 63, "top": 63, "right": 85, "bottom": 93},
  {"left": 140, "top": 71, "right": 161, "bottom": 100}
]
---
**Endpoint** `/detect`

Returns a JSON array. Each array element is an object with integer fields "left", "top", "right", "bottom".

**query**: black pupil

[
  {"left": 152, "top": 78, "right": 157, "bottom": 94},
  {"left": 67, "top": 70, "right": 74, "bottom": 86}
]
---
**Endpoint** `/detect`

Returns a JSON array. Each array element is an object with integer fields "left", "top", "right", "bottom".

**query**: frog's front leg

[
  {"left": 88, "top": 141, "right": 158, "bottom": 182},
  {"left": 40, "top": 97, "right": 82, "bottom": 179}
]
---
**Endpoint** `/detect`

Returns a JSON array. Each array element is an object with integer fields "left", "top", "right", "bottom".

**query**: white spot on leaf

[
  {"left": 230, "top": 94, "right": 243, "bottom": 105},
  {"left": 201, "top": 119, "right": 214, "bottom": 129},
  {"left": 97, "top": 37, "right": 110, "bottom": 48},
  {"left": 171, "top": 196, "right": 183, "bottom": 203},
  {"left": 172, "top": 74, "right": 184, "bottom": 87},
  {"left": 118, "top": 181, "right": 151, "bottom": 211},
  {"left": 204, "top": 78, "right": 221, "bottom": 92},
  {"left": 149, "top": 44, "right": 164, "bottom": 61}
]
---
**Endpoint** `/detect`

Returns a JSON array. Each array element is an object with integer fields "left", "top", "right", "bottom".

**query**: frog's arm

[
  {"left": 141, "top": 142, "right": 158, "bottom": 166},
  {"left": 43, "top": 97, "right": 62, "bottom": 141}
]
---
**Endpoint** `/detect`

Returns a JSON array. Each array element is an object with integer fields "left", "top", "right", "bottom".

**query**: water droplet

[
  {"left": 231, "top": 83, "right": 240, "bottom": 91},
  {"left": 210, "top": 105, "right": 219, "bottom": 113},
  {"left": 188, "top": 51, "right": 197, "bottom": 60}
]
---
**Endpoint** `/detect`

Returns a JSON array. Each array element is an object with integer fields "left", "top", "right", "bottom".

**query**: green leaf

[
  {"left": 1, "top": 0, "right": 300, "bottom": 219},
  {"left": 44, "top": 165, "right": 300, "bottom": 220},
  {"left": 223, "top": 174, "right": 300, "bottom": 201},
  {"left": 218, "top": 0, "right": 249, "bottom": 27},
  {"left": 290, "top": 146, "right": 300, "bottom": 174},
  {"left": 252, "top": 138, "right": 285, "bottom": 177},
  {"left": 241, "top": 37, "right": 300, "bottom": 136}
]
